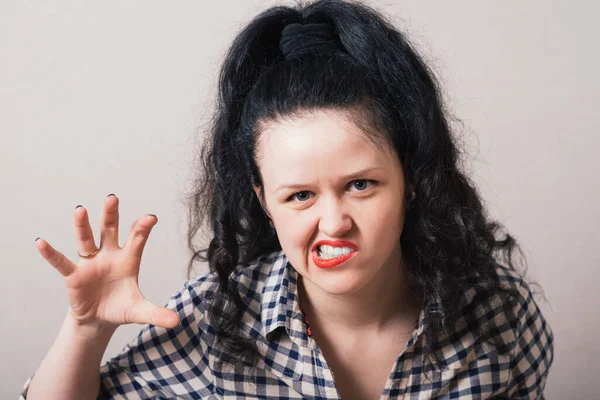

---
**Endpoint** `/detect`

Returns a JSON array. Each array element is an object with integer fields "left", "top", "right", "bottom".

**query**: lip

[
  {"left": 311, "top": 240, "right": 358, "bottom": 252},
  {"left": 311, "top": 240, "right": 358, "bottom": 269}
]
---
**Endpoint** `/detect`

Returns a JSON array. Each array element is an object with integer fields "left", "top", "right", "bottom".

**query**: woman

[{"left": 22, "top": 0, "right": 553, "bottom": 398}]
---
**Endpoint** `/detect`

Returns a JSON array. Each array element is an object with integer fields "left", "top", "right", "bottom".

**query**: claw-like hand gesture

[{"left": 35, "top": 195, "right": 181, "bottom": 330}]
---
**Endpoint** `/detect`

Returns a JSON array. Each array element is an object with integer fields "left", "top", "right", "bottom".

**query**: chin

[{"left": 309, "top": 270, "right": 371, "bottom": 295}]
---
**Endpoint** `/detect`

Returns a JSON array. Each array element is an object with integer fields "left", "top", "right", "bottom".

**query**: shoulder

[
  {"left": 230, "top": 249, "right": 287, "bottom": 299},
  {"left": 175, "top": 249, "right": 285, "bottom": 315},
  {"left": 155, "top": 267, "right": 220, "bottom": 323},
  {"left": 494, "top": 262, "right": 534, "bottom": 300},
  {"left": 493, "top": 263, "right": 555, "bottom": 354},
  {"left": 461, "top": 263, "right": 548, "bottom": 328},
  {"left": 435, "top": 263, "right": 554, "bottom": 397},
  {"left": 179, "top": 266, "right": 220, "bottom": 302},
  {"left": 79, "top": 253, "right": 286, "bottom": 400},
  {"left": 450, "top": 263, "right": 554, "bottom": 357},
  {"left": 492, "top": 267, "right": 555, "bottom": 396},
  {"left": 494, "top": 263, "right": 552, "bottom": 341},
  {"left": 460, "top": 263, "right": 554, "bottom": 370}
]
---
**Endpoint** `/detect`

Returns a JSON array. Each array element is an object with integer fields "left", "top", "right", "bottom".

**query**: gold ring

[{"left": 78, "top": 247, "right": 99, "bottom": 258}]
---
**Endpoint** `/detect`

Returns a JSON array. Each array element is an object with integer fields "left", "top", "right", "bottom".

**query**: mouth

[{"left": 312, "top": 246, "right": 357, "bottom": 269}]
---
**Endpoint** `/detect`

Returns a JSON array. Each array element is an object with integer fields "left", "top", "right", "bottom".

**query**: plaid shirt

[{"left": 20, "top": 249, "right": 554, "bottom": 399}]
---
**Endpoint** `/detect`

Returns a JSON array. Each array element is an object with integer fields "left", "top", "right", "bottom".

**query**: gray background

[{"left": 2, "top": 1, "right": 597, "bottom": 398}]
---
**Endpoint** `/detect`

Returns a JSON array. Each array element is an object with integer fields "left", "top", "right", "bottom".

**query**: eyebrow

[{"left": 275, "top": 166, "right": 385, "bottom": 193}]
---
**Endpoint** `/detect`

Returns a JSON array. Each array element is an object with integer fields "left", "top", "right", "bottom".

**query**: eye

[
  {"left": 349, "top": 179, "right": 377, "bottom": 191},
  {"left": 287, "top": 191, "right": 312, "bottom": 202},
  {"left": 285, "top": 179, "right": 378, "bottom": 202}
]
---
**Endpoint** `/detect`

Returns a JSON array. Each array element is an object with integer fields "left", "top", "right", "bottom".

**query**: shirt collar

[
  {"left": 259, "top": 250, "right": 307, "bottom": 345},
  {"left": 259, "top": 250, "right": 438, "bottom": 344}
]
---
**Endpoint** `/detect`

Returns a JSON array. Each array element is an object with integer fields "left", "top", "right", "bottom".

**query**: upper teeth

[{"left": 318, "top": 245, "right": 353, "bottom": 257}]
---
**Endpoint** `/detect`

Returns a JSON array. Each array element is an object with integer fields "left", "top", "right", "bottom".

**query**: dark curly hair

[{"left": 183, "top": 0, "right": 543, "bottom": 377}]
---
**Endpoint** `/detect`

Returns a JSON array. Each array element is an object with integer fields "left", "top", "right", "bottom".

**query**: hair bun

[{"left": 279, "top": 22, "right": 342, "bottom": 59}]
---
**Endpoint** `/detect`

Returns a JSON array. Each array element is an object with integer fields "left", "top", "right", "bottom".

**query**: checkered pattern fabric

[{"left": 20, "top": 249, "right": 553, "bottom": 399}]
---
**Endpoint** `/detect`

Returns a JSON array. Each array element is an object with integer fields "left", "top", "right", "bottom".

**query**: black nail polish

[
  {"left": 76, "top": 205, "right": 83, "bottom": 209},
  {"left": 107, "top": 193, "right": 116, "bottom": 198}
]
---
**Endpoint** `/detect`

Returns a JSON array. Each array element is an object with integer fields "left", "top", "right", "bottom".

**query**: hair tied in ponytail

[{"left": 279, "top": 22, "right": 342, "bottom": 60}]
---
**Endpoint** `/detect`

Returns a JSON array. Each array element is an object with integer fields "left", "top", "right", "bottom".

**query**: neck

[{"left": 297, "top": 248, "right": 421, "bottom": 336}]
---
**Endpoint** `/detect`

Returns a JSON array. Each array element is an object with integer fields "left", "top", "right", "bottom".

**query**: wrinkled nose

[{"left": 318, "top": 197, "right": 352, "bottom": 237}]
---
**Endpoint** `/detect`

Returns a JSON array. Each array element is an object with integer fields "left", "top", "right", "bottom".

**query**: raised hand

[{"left": 35, "top": 194, "right": 181, "bottom": 330}]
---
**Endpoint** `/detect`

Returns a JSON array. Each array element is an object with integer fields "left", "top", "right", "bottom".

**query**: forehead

[{"left": 255, "top": 109, "right": 396, "bottom": 187}]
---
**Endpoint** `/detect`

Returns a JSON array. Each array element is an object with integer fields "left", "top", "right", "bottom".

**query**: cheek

[
  {"left": 362, "top": 202, "right": 405, "bottom": 254},
  {"left": 368, "top": 195, "right": 405, "bottom": 229},
  {"left": 274, "top": 214, "right": 315, "bottom": 252}
]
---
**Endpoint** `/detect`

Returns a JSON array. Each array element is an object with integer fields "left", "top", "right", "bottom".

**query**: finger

[
  {"left": 127, "top": 299, "right": 181, "bottom": 328},
  {"left": 35, "top": 238, "right": 77, "bottom": 277},
  {"left": 100, "top": 194, "right": 120, "bottom": 249},
  {"left": 74, "top": 205, "right": 98, "bottom": 257},
  {"left": 123, "top": 214, "right": 158, "bottom": 258}
]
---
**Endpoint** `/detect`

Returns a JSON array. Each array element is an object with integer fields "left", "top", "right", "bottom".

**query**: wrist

[{"left": 65, "top": 309, "right": 119, "bottom": 340}]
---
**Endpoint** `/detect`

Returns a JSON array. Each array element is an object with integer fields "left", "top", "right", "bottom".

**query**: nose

[{"left": 318, "top": 196, "right": 353, "bottom": 237}]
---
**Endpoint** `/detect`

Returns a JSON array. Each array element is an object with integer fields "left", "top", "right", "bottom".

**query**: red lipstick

[{"left": 312, "top": 240, "right": 358, "bottom": 269}]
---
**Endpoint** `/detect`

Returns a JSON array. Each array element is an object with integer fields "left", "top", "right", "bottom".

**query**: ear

[
  {"left": 252, "top": 184, "right": 262, "bottom": 204},
  {"left": 406, "top": 182, "right": 416, "bottom": 203},
  {"left": 405, "top": 181, "right": 415, "bottom": 195}
]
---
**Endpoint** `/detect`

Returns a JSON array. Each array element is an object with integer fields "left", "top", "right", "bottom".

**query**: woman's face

[{"left": 253, "top": 108, "right": 410, "bottom": 296}]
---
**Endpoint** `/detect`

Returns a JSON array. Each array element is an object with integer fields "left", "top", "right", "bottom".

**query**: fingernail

[
  {"left": 107, "top": 193, "right": 116, "bottom": 198},
  {"left": 75, "top": 205, "right": 83, "bottom": 209},
  {"left": 148, "top": 214, "right": 157, "bottom": 218},
  {"left": 35, "top": 237, "right": 40, "bottom": 242}
]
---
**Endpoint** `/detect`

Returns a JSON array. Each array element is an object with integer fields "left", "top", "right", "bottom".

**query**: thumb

[{"left": 129, "top": 299, "right": 181, "bottom": 328}]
